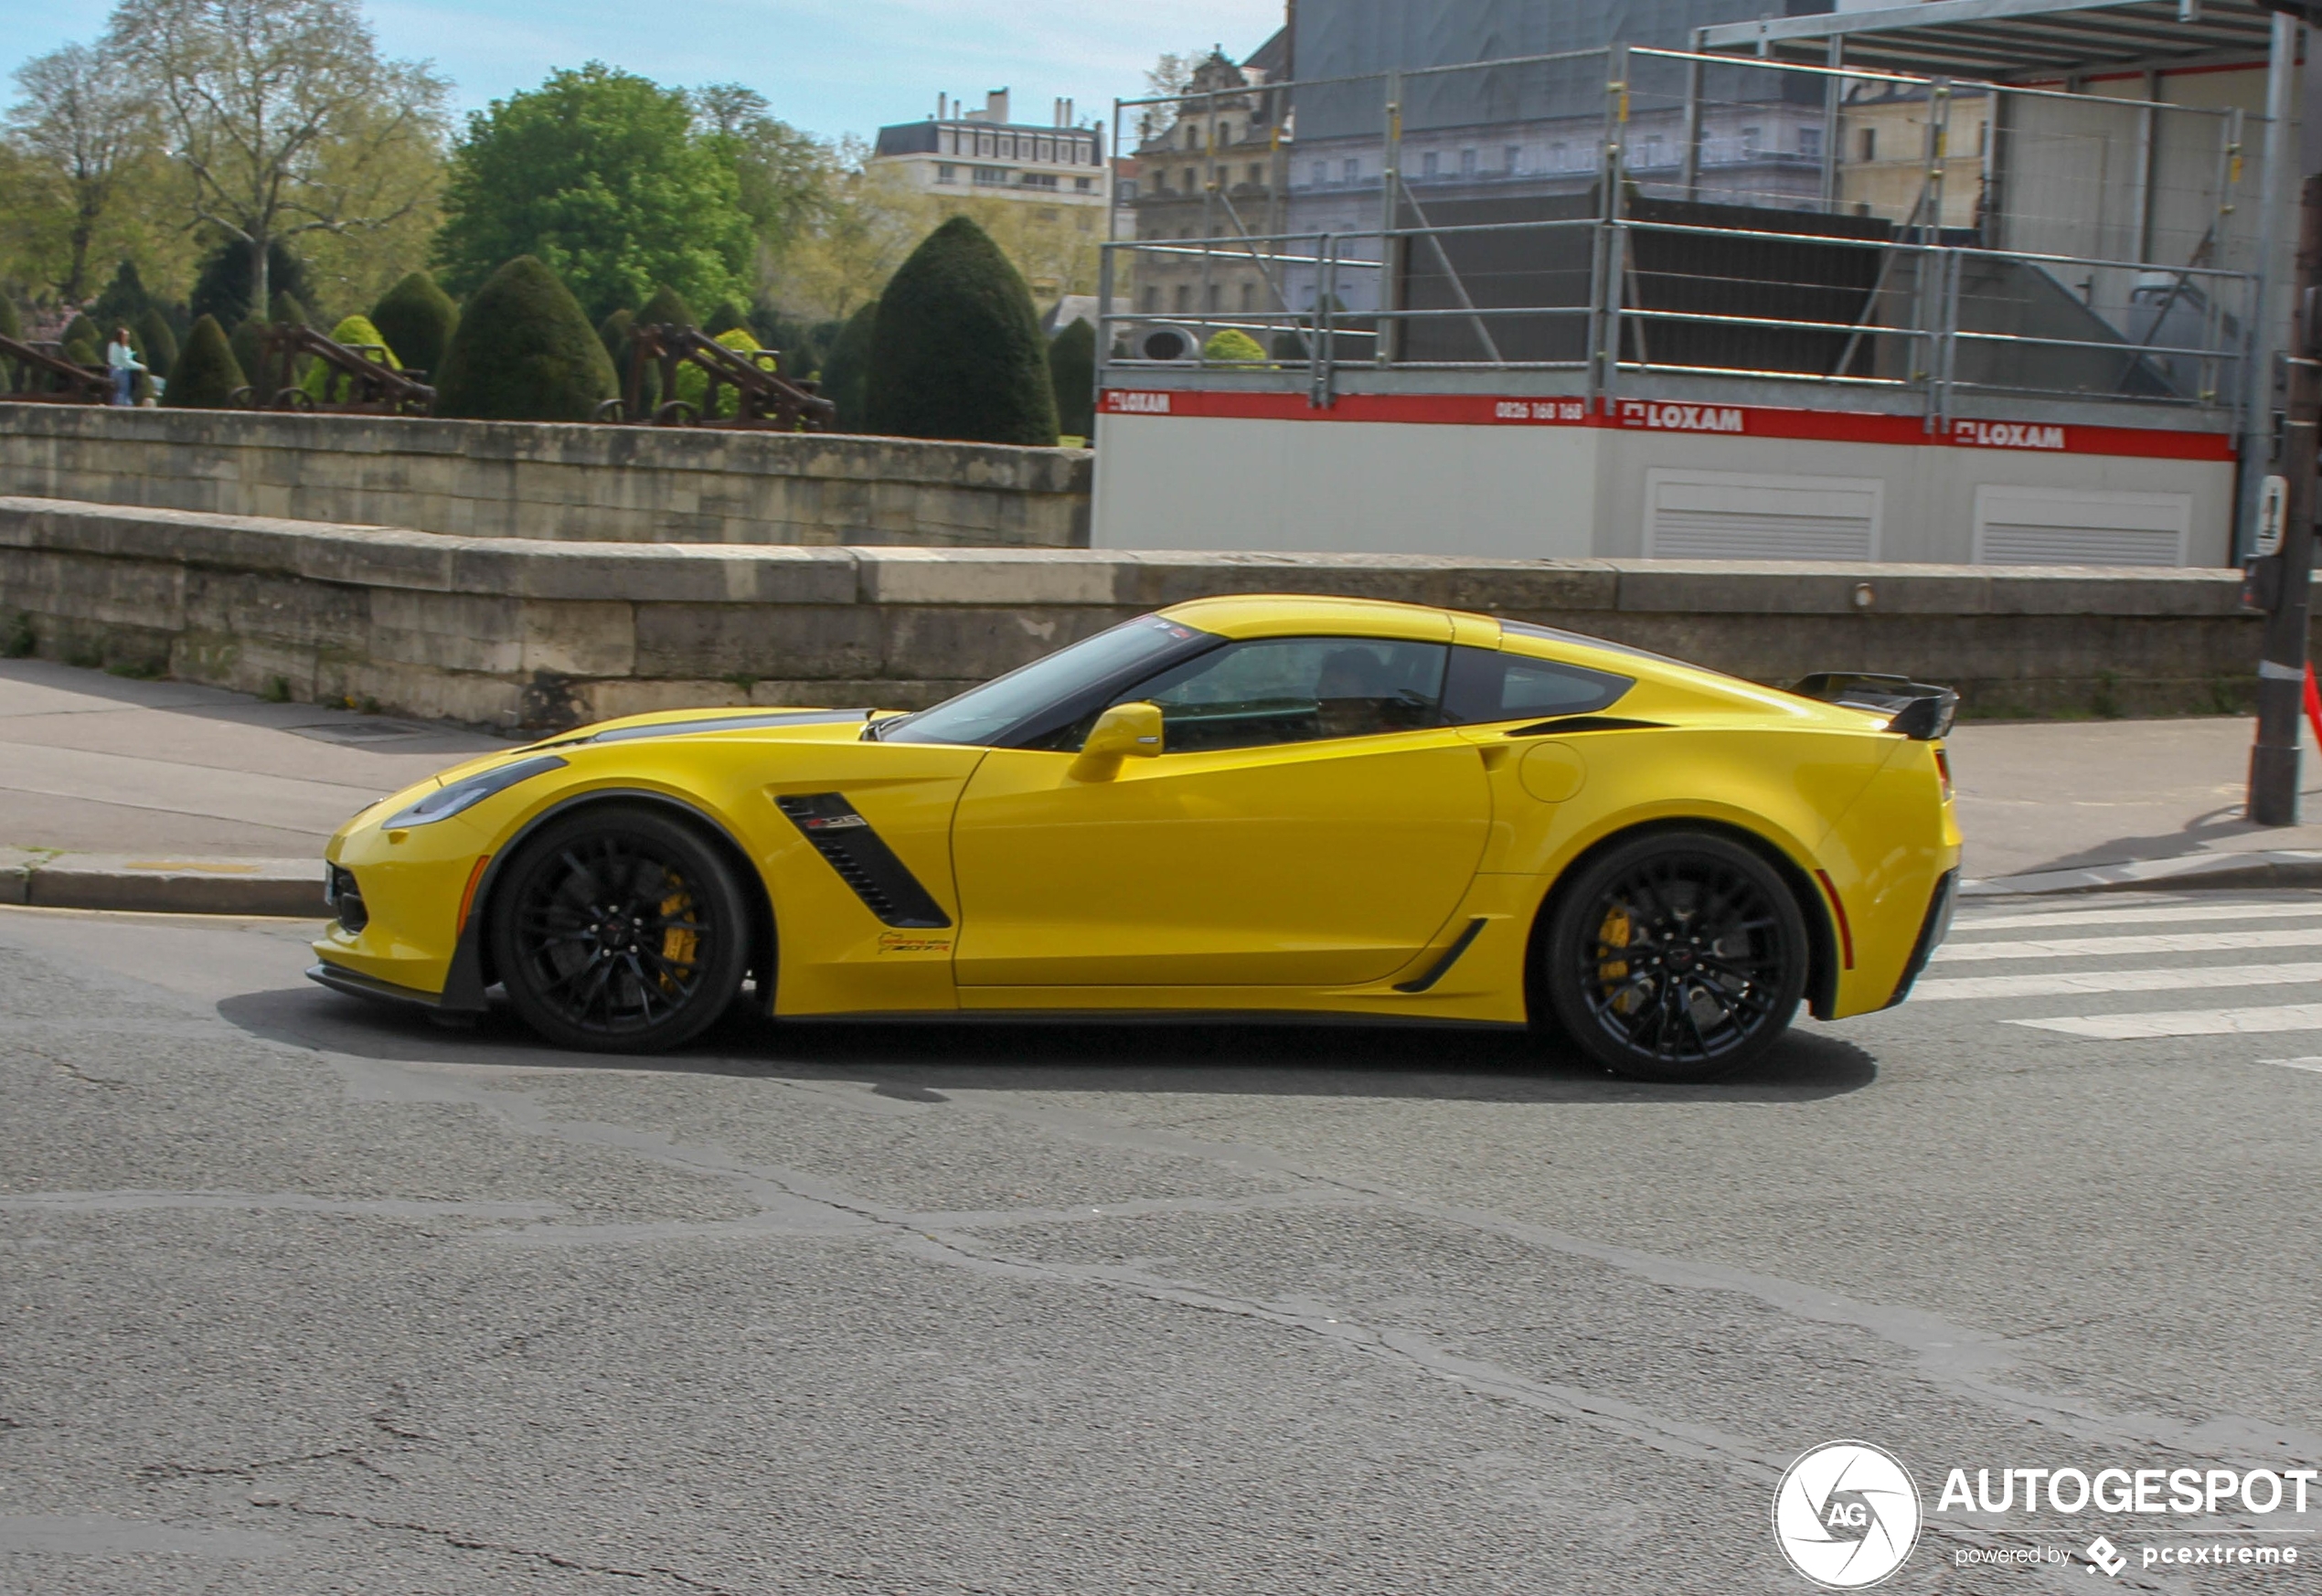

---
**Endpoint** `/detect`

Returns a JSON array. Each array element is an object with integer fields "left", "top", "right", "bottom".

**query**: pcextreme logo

[{"left": 1773, "top": 1442, "right": 1924, "bottom": 1589}]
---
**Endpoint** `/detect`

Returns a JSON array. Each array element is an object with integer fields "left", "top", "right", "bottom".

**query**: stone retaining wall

[
  {"left": 0, "top": 403, "right": 1091, "bottom": 548},
  {"left": 0, "top": 495, "right": 2300, "bottom": 729}
]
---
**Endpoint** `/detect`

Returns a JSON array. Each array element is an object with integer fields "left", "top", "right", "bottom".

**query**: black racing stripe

[
  {"left": 1504, "top": 715, "right": 1667, "bottom": 737},
  {"left": 773, "top": 793, "right": 953, "bottom": 929}
]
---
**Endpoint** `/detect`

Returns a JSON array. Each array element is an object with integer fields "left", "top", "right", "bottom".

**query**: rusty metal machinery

[
  {"left": 0, "top": 334, "right": 111, "bottom": 405},
  {"left": 253, "top": 322, "right": 436, "bottom": 415},
  {"left": 602, "top": 324, "right": 835, "bottom": 431}
]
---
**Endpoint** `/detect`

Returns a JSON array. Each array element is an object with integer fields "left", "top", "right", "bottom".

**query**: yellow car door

[{"left": 950, "top": 634, "right": 1491, "bottom": 988}]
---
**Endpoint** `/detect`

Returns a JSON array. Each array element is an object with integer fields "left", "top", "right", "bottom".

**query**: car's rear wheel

[
  {"left": 1543, "top": 829, "right": 1808, "bottom": 1083},
  {"left": 489, "top": 806, "right": 749, "bottom": 1053}
]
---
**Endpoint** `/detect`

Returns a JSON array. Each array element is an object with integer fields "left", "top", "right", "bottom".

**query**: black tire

[
  {"left": 489, "top": 806, "right": 750, "bottom": 1054},
  {"left": 1543, "top": 829, "right": 1809, "bottom": 1083}
]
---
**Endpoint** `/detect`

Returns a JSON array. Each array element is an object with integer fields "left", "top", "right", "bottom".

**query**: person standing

[{"left": 104, "top": 326, "right": 144, "bottom": 406}]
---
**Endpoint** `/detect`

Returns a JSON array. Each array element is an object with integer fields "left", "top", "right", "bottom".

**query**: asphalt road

[{"left": 6, "top": 892, "right": 2322, "bottom": 1594}]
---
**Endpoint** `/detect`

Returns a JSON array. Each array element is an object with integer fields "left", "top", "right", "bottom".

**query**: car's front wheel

[
  {"left": 489, "top": 806, "right": 751, "bottom": 1053},
  {"left": 1543, "top": 829, "right": 1809, "bottom": 1083}
]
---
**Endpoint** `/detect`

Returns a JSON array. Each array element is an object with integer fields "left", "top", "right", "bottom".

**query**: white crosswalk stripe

[
  {"left": 1922, "top": 894, "right": 2322, "bottom": 1046},
  {"left": 2014, "top": 1004, "right": 2322, "bottom": 1039},
  {"left": 1915, "top": 961, "right": 2322, "bottom": 1002},
  {"left": 1952, "top": 901, "right": 2322, "bottom": 934},
  {"left": 1931, "top": 927, "right": 2322, "bottom": 963}
]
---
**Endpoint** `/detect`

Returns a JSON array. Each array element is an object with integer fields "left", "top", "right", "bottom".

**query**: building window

[
  {"left": 1142, "top": 286, "right": 1158, "bottom": 311},
  {"left": 935, "top": 163, "right": 955, "bottom": 185},
  {"left": 1205, "top": 282, "right": 1220, "bottom": 311},
  {"left": 1505, "top": 145, "right": 1520, "bottom": 175},
  {"left": 1859, "top": 127, "right": 1877, "bottom": 163},
  {"left": 1074, "top": 176, "right": 1093, "bottom": 191},
  {"left": 973, "top": 165, "right": 1007, "bottom": 186},
  {"left": 1799, "top": 125, "right": 1823, "bottom": 159},
  {"left": 1246, "top": 162, "right": 1262, "bottom": 186},
  {"left": 1118, "top": 178, "right": 1138, "bottom": 201},
  {"left": 1020, "top": 172, "right": 1059, "bottom": 189},
  {"left": 1313, "top": 161, "right": 1327, "bottom": 186},
  {"left": 1183, "top": 168, "right": 1197, "bottom": 192},
  {"left": 1643, "top": 135, "right": 1664, "bottom": 167},
  {"left": 1240, "top": 282, "right": 1256, "bottom": 311},
  {"left": 1037, "top": 136, "right": 1054, "bottom": 162},
  {"left": 1174, "top": 284, "right": 1191, "bottom": 312},
  {"left": 1343, "top": 157, "right": 1358, "bottom": 183},
  {"left": 1742, "top": 126, "right": 1762, "bottom": 156},
  {"left": 1186, "top": 124, "right": 1200, "bottom": 150},
  {"left": 1220, "top": 122, "right": 1235, "bottom": 144},
  {"left": 1550, "top": 142, "right": 1568, "bottom": 169},
  {"left": 1459, "top": 147, "right": 1476, "bottom": 178},
  {"left": 1422, "top": 151, "right": 1440, "bottom": 179}
]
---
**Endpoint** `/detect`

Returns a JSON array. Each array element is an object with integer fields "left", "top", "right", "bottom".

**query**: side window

[
  {"left": 1123, "top": 637, "right": 1451, "bottom": 754},
  {"left": 1442, "top": 645, "right": 1632, "bottom": 725}
]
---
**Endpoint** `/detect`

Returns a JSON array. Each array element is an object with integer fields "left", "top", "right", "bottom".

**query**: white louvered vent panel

[
  {"left": 1643, "top": 470, "right": 1882, "bottom": 562},
  {"left": 1973, "top": 485, "right": 2190, "bottom": 568},
  {"left": 1649, "top": 512, "right": 1876, "bottom": 560},
  {"left": 1977, "top": 524, "right": 2185, "bottom": 567}
]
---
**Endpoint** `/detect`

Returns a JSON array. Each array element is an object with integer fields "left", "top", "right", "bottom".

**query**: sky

[{"left": 5, "top": 0, "right": 1285, "bottom": 144}]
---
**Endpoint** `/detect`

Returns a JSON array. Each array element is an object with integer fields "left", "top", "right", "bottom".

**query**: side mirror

[{"left": 1069, "top": 701, "right": 1163, "bottom": 782}]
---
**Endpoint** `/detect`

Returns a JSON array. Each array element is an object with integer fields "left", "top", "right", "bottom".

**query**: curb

[
  {"left": 0, "top": 855, "right": 325, "bottom": 917},
  {"left": 1962, "top": 848, "right": 2322, "bottom": 899}
]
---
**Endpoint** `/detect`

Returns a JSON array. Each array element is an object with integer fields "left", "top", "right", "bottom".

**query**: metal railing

[{"left": 1104, "top": 44, "right": 2267, "bottom": 429}]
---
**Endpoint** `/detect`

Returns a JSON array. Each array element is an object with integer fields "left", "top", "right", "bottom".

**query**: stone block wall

[
  {"left": 0, "top": 403, "right": 1092, "bottom": 548},
  {"left": 0, "top": 495, "right": 2302, "bottom": 731}
]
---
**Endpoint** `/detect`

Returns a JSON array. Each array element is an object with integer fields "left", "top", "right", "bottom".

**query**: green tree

[
  {"left": 1049, "top": 317, "right": 1095, "bottom": 440},
  {"left": 432, "top": 253, "right": 615, "bottom": 421},
  {"left": 691, "top": 83, "right": 833, "bottom": 258},
  {"left": 866, "top": 216, "right": 1057, "bottom": 446},
  {"left": 106, "top": 0, "right": 448, "bottom": 326},
  {"left": 91, "top": 259, "right": 151, "bottom": 328},
  {"left": 705, "top": 299, "right": 745, "bottom": 336},
  {"left": 63, "top": 313, "right": 101, "bottom": 361},
  {"left": 369, "top": 270, "right": 457, "bottom": 375},
  {"left": 434, "top": 64, "right": 749, "bottom": 320},
  {"left": 0, "top": 293, "right": 18, "bottom": 385},
  {"left": 163, "top": 312, "right": 243, "bottom": 405},
  {"left": 4, "top": 43, "right": 150, "bottom": 303},
  {"left": 191, "top": 236, "right": 313, "bottom": 329},
  {"left": 136, "top": 305, "right": 177, "bottom": 377}
]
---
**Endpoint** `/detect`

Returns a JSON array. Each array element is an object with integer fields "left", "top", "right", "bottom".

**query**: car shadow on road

[{"left": 218, "top": 985, "right": 1880, "bottom": 1104}]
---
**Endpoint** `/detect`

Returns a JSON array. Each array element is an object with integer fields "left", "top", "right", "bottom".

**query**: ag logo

[{"left": 1772, "top": 1441, "right": 1923, "bottom": 1589}]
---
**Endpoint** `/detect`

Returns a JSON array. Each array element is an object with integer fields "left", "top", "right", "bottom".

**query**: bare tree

[
  {"left": 104, "top": 0, "right": 447, "bottom": 319},
  {"left": 5, "top": 42, "right": 151, "bottom": 302}
]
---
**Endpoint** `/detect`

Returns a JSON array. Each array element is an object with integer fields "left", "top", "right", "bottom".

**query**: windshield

[{"left": 874, "top": 614, "right": 1220, "bottom": 748}]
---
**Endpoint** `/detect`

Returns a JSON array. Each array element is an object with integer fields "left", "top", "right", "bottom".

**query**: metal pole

[
  {"left": 1680, "top": 48, "right": 1704, "bottom": 201},
  {"left": 2248, "top": 169, "right": 2322, "bottom": 826},
  {"left": 1379, "top": 71, "right": 1403, "bottom": 365},
  {"left": 2237, "top": 12, "right": 2298, "bottom": 564},
  {"left": 1599, "top": 46, "right": 1631, "bottom": 404},
  {"left": 1820, "top": 38, "right": 1844, "bottom": 213}
]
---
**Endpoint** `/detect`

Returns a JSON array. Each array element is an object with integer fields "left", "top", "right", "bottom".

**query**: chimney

[{"left": 985, "top": 88, "right": 1010, "bottom": 125}]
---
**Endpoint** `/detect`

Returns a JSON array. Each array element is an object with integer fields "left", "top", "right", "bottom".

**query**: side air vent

[{"left": 773, "top": 793, "right": 952, "bottom": 929}]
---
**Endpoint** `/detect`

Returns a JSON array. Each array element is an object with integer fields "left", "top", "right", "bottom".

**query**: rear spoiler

[{"left": 1789, "top": 673, "right": 1959, "bottom": 740}]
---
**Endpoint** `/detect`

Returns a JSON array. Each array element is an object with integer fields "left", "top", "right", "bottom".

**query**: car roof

[{"left": 1158, "top": 594, "right": 1486, "bottom": 644}]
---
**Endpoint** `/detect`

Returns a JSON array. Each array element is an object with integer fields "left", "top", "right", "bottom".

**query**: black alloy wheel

[
  {"left": 490, "top": 806, "right": 751, "bottom": 1053},
  {"left": 1543, "top": 830, "right": 1808, "bottom": 1083}
]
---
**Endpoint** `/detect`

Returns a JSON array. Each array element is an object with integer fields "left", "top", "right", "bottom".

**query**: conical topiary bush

[
  {"left": 164, "top": 314, "right": 247, "bottom": 408},
  {"left": 819, "top": 299, "right": 877, "bottom": 433},
  {"left": 866, "top": 216, "right": 1058, "bottom": 445},
  {"left": 635, "top": 283, "right": 696, "bottom": 335},
  {"left": 136, "top": 307, "right": 178, "bottom": 379},
  {"left": 1049, "top": 317, "right": 1095, "bottom": 441},
  {"left": 230, "top": 317, "right": 272, "bottom": 396},
  {"left": 432, "top": 255, "right": 617, "bottom": 422},
  {"left": 370, "top": 271, "right": 458, "bottom": 378}
]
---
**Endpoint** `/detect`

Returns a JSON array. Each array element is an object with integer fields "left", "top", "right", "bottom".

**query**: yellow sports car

[{"left": 311, "top": 594, "right": 1961, "bottom": 1082}]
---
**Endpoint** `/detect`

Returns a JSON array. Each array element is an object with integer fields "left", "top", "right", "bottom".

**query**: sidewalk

[{"left": 1, "top": 657, "right": 2318, "bottom": 911}]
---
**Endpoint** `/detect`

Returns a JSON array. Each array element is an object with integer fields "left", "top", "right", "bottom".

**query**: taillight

[{"left": 1932, "top": 746, "right": 1953, "bottom": 801}]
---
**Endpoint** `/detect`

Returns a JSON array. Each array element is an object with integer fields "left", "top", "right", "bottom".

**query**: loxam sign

[
  {"left": 1616, "top": 399, "right": 1745, "bottom": 433},
  {"left": 1952, "top": 420, "right": 2067, "bottom": 450}
]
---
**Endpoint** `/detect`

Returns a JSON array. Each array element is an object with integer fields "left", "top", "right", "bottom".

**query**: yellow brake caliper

[
  {"left": 658, "top": 883, "right": 698, "bottom": 991},
  {"left": 1599, "top": 905, "right": 1640, "bottom": 1013}
]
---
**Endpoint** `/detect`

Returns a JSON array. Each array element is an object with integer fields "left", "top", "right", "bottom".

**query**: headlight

[{"left": 382, "top": 755, "right": 567, "bottom": 829}]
